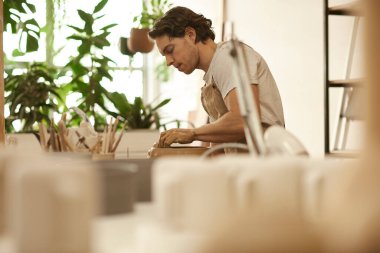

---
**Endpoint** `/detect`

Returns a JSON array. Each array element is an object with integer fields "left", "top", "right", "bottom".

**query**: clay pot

[{"left": 128, "top": 28, "right": 155, "bottom": 53}]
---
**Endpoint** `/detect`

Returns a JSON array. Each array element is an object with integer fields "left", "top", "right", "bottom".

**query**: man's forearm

[{"left": 193, "top": 111, "right": 246, "bottom": 143}]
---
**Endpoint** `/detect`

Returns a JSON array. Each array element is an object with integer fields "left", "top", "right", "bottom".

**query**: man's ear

[{"left": 185, "top": 27, "right": 197, "bottom": 42}]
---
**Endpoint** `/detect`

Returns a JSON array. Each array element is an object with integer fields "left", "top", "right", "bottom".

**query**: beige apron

[
  {"left": 200, "top": 80, "right": 270, "bottom": 154},
  {"left": 201, "top": 81, "right": 228, "bottom": 122},
  {"left": 201, "top": 81, "right": 247, "bottom": 154}
]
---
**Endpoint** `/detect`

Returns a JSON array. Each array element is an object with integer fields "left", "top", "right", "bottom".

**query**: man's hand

[{"left": 158, "top": 128, "right": 196, "bottom": 147}]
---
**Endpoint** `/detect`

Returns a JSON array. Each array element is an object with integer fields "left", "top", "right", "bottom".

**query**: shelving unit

[
  {"left": 328, "top": 1, "right": 362, "bottom": 15},
  {"left": 324, "top": 0, "right": 364, "bottom": 157}
]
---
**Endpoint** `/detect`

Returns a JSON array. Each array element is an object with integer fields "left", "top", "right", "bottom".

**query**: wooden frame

[{"left": 0, "top": 1, "right": 4, "bottom": 144}]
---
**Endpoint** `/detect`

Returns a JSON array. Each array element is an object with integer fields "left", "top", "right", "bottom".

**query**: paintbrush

[
  {"left": 49, "top": 120, "right": 59, "bottom": 152},
  {"left": 75, "top": 130, "right": 90, "bottom": 150},
  {"left": 109, "top": 117, "right": 120, "bottom": 152},
  {"left": 111, "top": 121, "right": 128, "bottom": 153},
  {"left": 38, "top": 123, "right": 48, "bottom": 151}
]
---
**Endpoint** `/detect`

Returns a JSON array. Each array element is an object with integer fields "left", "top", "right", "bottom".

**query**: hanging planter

[
  {"left": 127, "top": 28, "right": 154, "bottom": 53},
  {"left": 128, "top": 0, "right": 173, "bottom": 54}
]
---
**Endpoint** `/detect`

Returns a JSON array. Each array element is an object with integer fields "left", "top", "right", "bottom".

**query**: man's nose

[{"left": 165, "top": 55, "right": 174, "bottom": 66}]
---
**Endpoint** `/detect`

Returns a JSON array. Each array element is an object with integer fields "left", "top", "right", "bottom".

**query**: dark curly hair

[{"left": 149, "top": 6, "right": 215, "bottom": 43}]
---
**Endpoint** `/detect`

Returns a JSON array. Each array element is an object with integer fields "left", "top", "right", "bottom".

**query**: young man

[{"left": 149, "top": 6, "right": 285, "bottom": 148}]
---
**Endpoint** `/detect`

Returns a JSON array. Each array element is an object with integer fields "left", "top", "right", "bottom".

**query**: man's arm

[{"left": 158, "top": 84, "right": 260, "bottom": 147}]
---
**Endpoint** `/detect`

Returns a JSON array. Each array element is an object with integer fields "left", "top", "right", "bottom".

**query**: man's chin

[{"left": 183, "top": 68, "right": 195, "bottom": 75}]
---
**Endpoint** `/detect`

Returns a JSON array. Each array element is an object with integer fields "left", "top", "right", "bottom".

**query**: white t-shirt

[{"left": 203, "top": 41, "right": 285, "bottom": 127}]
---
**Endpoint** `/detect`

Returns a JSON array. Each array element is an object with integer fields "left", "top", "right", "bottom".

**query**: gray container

[
  {"left": 96, "top": 161, "right": 138, "bottom": 215},
  {"left": 126, "top": 159, "right": 155, "bottom": 202}
]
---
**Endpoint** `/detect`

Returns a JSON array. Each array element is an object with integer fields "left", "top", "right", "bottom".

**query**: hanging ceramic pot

[{"left": 127, "top": 28, "right": 155, "bottom": 53}]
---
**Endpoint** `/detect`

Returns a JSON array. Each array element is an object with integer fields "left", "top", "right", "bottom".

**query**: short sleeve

[{"left": 212, "top": 43, "right": 260, "bottom": 98}]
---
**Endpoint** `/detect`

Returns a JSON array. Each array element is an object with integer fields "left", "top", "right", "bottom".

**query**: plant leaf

[
  {"left": 67, "top": 34, "right": 86, "bottom": 41},
  {"left": 94, "top": 0, "right": 108, "bottom": 13},
  {"left": 151, "top": 98, "right": 171, "bottom": 111},
  {"left": 67, "top": 25, "right": 84, "bottom": 33},
  {"left": 26, "top": 34, "right": 39, "bottom": 52},
  {"left": 78, "top": 10, "right": 93, "bottom": 24},
  {"left": 100, "top": 23, "right": 117, "bottom": 31}
]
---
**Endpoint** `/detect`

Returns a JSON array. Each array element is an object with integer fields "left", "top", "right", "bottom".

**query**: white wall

[{"left": 227, "top": 0, "right": 325, "bottom": 156}]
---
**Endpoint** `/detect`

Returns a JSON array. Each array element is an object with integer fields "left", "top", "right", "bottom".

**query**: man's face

[{"left": 155, "top": 34, "right": 199, "bottom": 75}]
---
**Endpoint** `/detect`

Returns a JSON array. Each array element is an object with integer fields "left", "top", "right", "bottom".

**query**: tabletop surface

[{"left": 0, "top": 203, "right": 156, "bottom": 253}]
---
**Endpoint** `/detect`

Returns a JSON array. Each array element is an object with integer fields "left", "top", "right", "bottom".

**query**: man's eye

[{"left": 166, "top": 46, "right": 174, "bottom": 54}]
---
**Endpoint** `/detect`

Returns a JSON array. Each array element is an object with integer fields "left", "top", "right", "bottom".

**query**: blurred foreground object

[{"left": 6, "top": 153, "right": 98, "bottom": 253}]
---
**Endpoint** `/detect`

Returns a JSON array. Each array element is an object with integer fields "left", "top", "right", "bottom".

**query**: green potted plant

[
  {"left": 3, "top": 0, "right": 41, "bottom": 56},
  {"left": 63, "top": 0, "right": 118, "bottom": 130},
  {"left": 107, "top": 92, "right": 170, "bottom": 130},
  {"left": 63, "top": 0, "right": 173, "bottom": 134},
  {"left": 4, "top": 63, "right": 62, "bottom": 133},
  {"left": 106, "top": 92, "right": 171, "bottom": 158},
  {"left": 128, "top": 0, "right": 173, "bottom": 53}
]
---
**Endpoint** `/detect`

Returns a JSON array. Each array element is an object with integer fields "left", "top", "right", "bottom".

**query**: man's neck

[{"left": 197, "top": 39, "right": 217, "bottom": 72}]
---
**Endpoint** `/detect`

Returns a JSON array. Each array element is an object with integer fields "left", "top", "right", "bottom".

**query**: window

[
  {"left": 4, "top": 0, "right": 145, "bottom": 104},
  {"left": 4, "top": 0, "right": 146, "bottom": 131}
]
